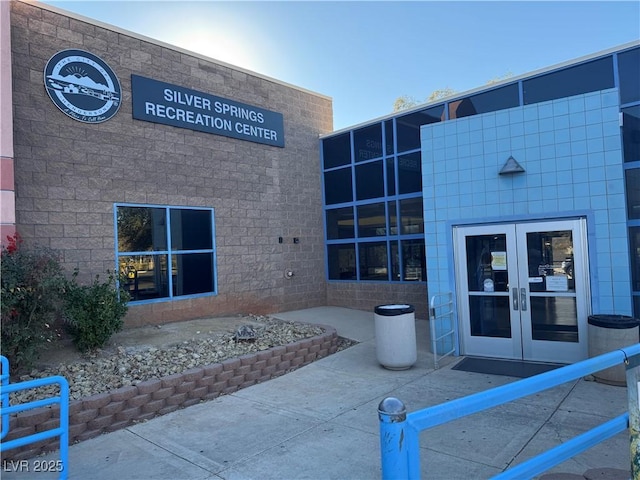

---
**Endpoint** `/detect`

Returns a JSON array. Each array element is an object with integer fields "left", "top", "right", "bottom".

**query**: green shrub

[
  {"left": 64, "top": 272, "right": 130, "bottom": 352},
  {"left": 1, "top": 233, "right": 67, "bottom": 371}
]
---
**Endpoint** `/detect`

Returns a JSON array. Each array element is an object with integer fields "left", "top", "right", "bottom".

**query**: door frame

[{"left": 453, "top": 218, "right": 591, "bottom": 363}]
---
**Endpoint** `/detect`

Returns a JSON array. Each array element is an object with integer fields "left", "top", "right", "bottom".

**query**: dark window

[
  {"left": 117, "top": 206, "right": 167, "bottom": 252},
  {"left": 118, "top": 254, "right": 169, "bottom": 300},
  {"left": 388, "top": 200, "right": 398, "bottom": 235},
  {"left": 357, "top": 202, "right": 386, "bottom": 237},
  {"left": 618, "top": 47, "right": 640, "bottom": 105},
  {"left": 626, "top": 168, "right": 640, "bottom": 220},
  {"left": 355, "top": 161, "right": 384, "bottom": 200},
  {"left": 173, "top": 253, "right": 214, "bottom": 296},
  {"left": 326, "top": 207, "right": 354, "bottom": 240},
  {"left": 170, "top": 209, "right": 213, "bottom": 250},
  {"left": 399, "top": 197, "right": 424, "bottom": 234},
  {"left": 396, "top": 105, "right": 444, "bottom": 153},
  {"left": 354, "top": 124, "right": 383, "bottom": 162},
  {"left": 358, "top": 241, "right": 388, "bottom": 281},
  {"left": 630, "top": 227, "right": 640, "bottom": 292},
  {"left": 324, "top": 168, "right": 353, "bottom": 205},
  {"left": 391, "top": 241, "right": 400, "bottom": 281},
  {"left": 386, "top": 158, "right": 396, "bottom": 196},
  {"left": 322, "top": 132, "right": 351, "bottom": 169},
  {"left": 402, "top": 239, "right": 426, "bottom": 281},
  {"left": 391, "top": 239, "right": 426, "bottom": 282},
  {"left": 523, "top": 56, "right": 614, "bottom": 105},
  {"left": 384, "top": 120, "right": 394, "bottom": 156},
  {"left": 623, "top": 106, "right": 640, "bottom": 163},
  {"left": 328, "top": 243, "right": 356, "bottom": 280},
  {"left": 116, "top": 205, "right": 216, "bottom": 302},
  {"left": 449, "top": 84, "right": 519, "bottom": 119},
  {"left": 398, "top": 152, "right": 422, "bottom": 194}
]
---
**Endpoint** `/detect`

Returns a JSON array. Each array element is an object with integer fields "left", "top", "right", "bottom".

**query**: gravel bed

[{"left": 11, "top": 316, "right": 356, "bottom": 404}]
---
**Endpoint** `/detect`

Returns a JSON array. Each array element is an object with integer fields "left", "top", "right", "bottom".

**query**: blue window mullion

[{"left": 166, "top": 208, "right": 173, "bottom": 298}]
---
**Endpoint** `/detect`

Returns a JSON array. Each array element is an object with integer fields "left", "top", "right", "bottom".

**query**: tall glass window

[
  {"left": 400, "top": 197, "right": 424, "bottom": 234},
  {"left": 327, "top": 243, "right": 356, "bottom": 280},
  {"left": 449, "top": 84, "right": 519, "bottom": 119},
  {"left": 323, "top": 132, "right": 351, "bottom": 169},
  {"left": 618, "top": 47, "right": 640, "bottom": 105},
  {"left": 396, "top": 105, "right": 444, "bottom": 153},
  {"left": 401, "top": 239, "right": 426, "bottom": 281},
  {"left": 384, "top": 119, "right": 394, "bottom": 156},
  {"left": 324, "top": 168, "right": 353, "bottom": 205},
  {"left": 631, "top": 227, "right": 640, "bottom": 293},
  {"left": 523, "top": 56, "right": 614, "bottom": 105},
  {"left": 326, "top": 207, "right": 354, "bottom": 240},
  {"left": 357, "top": 203, "right": 386, "bottom": 237},
  {"left": 623, "top": 106, "right": 640, "bottom": 163},
  {"left": 115, "top": 204, "right": 216, "bottom": 302},
  {"left": 626, "top": 169, "right": 640, "bottom": 220},
  {"left": 359, "top": 242, "right": 388, "bottom": 281},
  {"left": 354, "top": 124, "right": 383, "bottom": 162},
  {"left": 322, "top": 115, "right": 426, "bottom": 283},
  {"left": 386, "top": 158, "right": 396, "bottom": 196},
  {"left": 355, "top": 161, "right": 384, "bottom": 200},
  {"left": 391, "top": 239, "right": 426, "bottom": 281},
  {"left": 398, "top": 152, "right": 422, "bottom": 194}
]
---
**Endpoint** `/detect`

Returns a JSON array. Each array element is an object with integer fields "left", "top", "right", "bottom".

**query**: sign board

[
  {"left": 131, "top": 75, "right": 284, "bottom": 147},
  {"left": 44, "top": 49, "right": 121, "bottom": 123},
  {"left": 546, "top": 275, "right": 569, "bottom": 292},
  {"left": 491, "top": 252, "right": 507, "bottom": 270}
]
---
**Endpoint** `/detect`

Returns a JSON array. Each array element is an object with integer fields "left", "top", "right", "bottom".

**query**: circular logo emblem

[{"left": 44, "top": 49, "right": 121, "bottom": 123}]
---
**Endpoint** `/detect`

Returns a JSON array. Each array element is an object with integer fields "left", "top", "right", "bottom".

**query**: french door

[{"left": 454, "top": 219, "right": 590, "bottom": 363}]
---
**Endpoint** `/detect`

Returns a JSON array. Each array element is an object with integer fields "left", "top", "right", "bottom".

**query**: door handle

[
  {"left": 512, "top": 288, "right": 519, "bottom": 310},
  {"left": 520, "top": 288, "right": 527, "bottom": 311}
]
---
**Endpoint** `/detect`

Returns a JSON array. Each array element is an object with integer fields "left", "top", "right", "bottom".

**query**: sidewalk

[{"left": 2, "top": 306, "right": 630, "bottom": 479}]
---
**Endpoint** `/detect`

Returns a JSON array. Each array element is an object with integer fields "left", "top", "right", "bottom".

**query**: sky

[{"left": 41, "top": 1, "right": 640, "bottom": 131}]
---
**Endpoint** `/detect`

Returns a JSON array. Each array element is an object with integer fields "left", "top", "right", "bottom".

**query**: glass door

[
  {"left": 454, "top": 219, "right": 590, "bottom": 363},
  {"left": 516, "top": 220, "right": 589, "bottom": 362}
]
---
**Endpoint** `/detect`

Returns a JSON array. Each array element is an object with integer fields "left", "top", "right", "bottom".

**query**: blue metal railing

[
  {"left": 428, "top": 293, "right": 455, "bottom": 369},
  {"left": 379, "top": 344, "right": 640, "bottom": 479},
  {"left": 0, "top": 355, "right": 69, "bottom": 479}
]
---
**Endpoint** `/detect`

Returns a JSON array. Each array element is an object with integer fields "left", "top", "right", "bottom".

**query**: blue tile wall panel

[{"left": 421, "top": 88, "right": 631, "bottom": 316}]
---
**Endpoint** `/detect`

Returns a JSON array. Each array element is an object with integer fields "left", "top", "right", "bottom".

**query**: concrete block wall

[
  {"left": 10, "top": 1, "right": 333, "bottom": 325},
  {"left": 326, "top": 282, "right": 428, "bottom": 319},
  {"left": 2, "top": 325, "right": 338, "bottom": 460}
]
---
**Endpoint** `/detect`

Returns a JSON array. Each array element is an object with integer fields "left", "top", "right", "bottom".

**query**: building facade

[
  {"left": 2, "top": 0, "right": 332, "bottom": 326},
  {"left": 321, "top": 42, "right": 640, "bottom": 362},
  {"left": 3, "top": 1, "right": 639, "bottom": 364}
]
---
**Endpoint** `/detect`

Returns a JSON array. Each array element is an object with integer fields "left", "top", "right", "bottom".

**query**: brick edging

[{"left": 2, "top": 325, "right": 338, "bottom": 460}]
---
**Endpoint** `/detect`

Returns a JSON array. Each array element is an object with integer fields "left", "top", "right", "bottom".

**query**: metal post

[
  {"left": 627, "top": 353, "right": 640, "bottom": 480},
  {"left": 378, "top": 397, "right": 409, "bottom": 480},
  {"left": 1, "top": 356, "right": 9, "bottom": 440},
  {"left": 59, "top": 377, "right": 69, "bottom": 480}
]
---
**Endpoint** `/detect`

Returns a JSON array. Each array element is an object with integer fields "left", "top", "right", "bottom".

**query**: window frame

[{"left": 114, "top": 203, "right": 218, "bottom": 304}]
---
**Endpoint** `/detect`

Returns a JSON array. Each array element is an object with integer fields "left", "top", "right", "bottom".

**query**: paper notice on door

[
  {"left": 546, "top": 275, "right": 569, "bottom": 292},
  {"left": 491, "top": 252, "right": 507, "bottom": 270}
]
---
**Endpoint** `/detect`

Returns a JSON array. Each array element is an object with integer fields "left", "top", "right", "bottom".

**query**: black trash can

[
  {"left": 374, "top": 304, "right": 417, "bottom": 370},
  {"left": 588, "top": 314, "right": 640, "bottom": 386}
]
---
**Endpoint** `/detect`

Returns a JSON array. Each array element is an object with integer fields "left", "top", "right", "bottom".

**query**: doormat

[{"left": 452, "top": 357, "right": 563, "bottom": 378}]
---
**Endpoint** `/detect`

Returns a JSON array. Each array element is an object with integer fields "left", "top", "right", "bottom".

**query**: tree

[
  {"left": 392, "top": 72, "right": 514, "bottom": 112},
  {"left": 392, "top": 87, "right": 457, "bottom": 112},
  {"left": 486, "top": 71, "right": 514, "bottom": 86},
  {"left": 427, "top": 87, "right": 457, "bottom": 102},
  {"left": 393, "top": 95, "right": 421, "bottom": 112}
]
